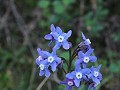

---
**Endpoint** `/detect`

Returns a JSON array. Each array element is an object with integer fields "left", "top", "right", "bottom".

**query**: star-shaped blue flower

[
  {"left": 66, "top": 67, "right": 90, "bottom": 87},
  {"left": 75, "top": 48, "right": 97, "bottom": 68},
  {"left": 36, "top": 58, "right": 50, "bottom": 77},
  {"left": 60, "top": 78, "right": 74, "bottom": 90},
  {"left": 52, "top": 27, "right": 72, "bottom": 50},
  {"left": 44, "top": 24, "right": 56, "bottom": 46},
  {"left": 37, "top": 48, "right": 49, "bottom": 61},
  {"left": 87, "top": 65, "right": 102, "bottom": 87},
  {"left": 43, "top": 51, "right": 61, "bottom": 72}
]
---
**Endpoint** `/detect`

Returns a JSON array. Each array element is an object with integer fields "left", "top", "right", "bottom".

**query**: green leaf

[
  {"left": 111, "top": 33, "right": 120, "bottom": 42},
  {"left": 49, "top": 14, "right": 58, "bottom": 23},
  {"left": 108, "top": 50, "right": 117, "bottom": 58},
  {"left": 53, "top": 1, "right": 65, "bottom": 14},
  {"left": 60, "top": 52, "right": 69, "bottom": 60},
  {"left": 38, "top": 0, "right": 50, "bottom": 8},
  {"left": 109, "top": 61, "right": 120, "bottom": 73},
  {"left": 62, "top": 0, "right": 75, "bottom": 6},
  {"left": 58, "top": 84, "right": 65, "bottom": 90}
]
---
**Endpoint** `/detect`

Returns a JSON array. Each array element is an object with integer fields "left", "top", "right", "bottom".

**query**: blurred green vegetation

[{"left": 0, "top": 0, "right": 120, "bottom": 90}]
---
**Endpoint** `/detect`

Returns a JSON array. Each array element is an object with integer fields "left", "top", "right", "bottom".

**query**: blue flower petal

[
  {"left": 42, "top": 51, "right": 51, "bottom": 56},
  {"left": 52, "top": 32, "right": 59, "bottom": 40},
  {"left": 90, "top": 66, "right": 96, "bottom": 71},
  {"left": 71, "top": 71, "right": 76, "bottom": 75},
  {"left": 88, "top": 83, "right": 93, "bottom": 90},
  {"left": 78, "top": 51, "right": 85, "bottom": 58},
  {"left": 50, "top": 24, "right": 55, "bottom": 32},
  {"left": 85, "top": 49, "right": 94, "bottom": 56},
  {"left": 81, "top": 68, "right": 90, "bottom": 74},
  {"left": 89, "top": 56, "right": 97, "bottom": 62},
  {"left": 74, "top": 79, "right": 80, "bottom": 87},
  {"left": 98, "top": 73, "right": 102, "bottom": 80},
  {"left": 93, "top": 87, "right": 96, "bottom": 90},
  {"left": 60, "top": 80, "right": 67, "bottom": 84},
  {"left": 66, "top": 73, "right": 74, "bottom": 79},
  {"left": 92, "top": 77, "right": 100, "bottom": 85},
  {"left": 97, "top": 64, "right": 102, "bottom": 71},
  {"left": 51, "top": 61, "right": 57, "bottom": 72},
  {"left": 39, "top": 70, "right": 44, "bottom": 76},
  {"left": 87, "top": 73, "right": 92, "bottom": 78},
  {"left": 81, "top": 32, "right": 86, "bottom": 40},
  {"left": 64, "top": 30, "right": 72, "bottom": 39},
  {"left": 44, "top": 34, "right": 52, "bottom": 40},
  {"left": 56, "top": 26, "right": 62, "bottom": 34},
  {"left": 55, "top": 57, "right": 61, "bottom": 64},
  {"left": 53, "top": 41, "right": 61, "bottom": 51},
  {"left": 63, "top": 41, "right": 70, "bottom": 49},
  {"left": 45, "top": 69, "right": 50, "bottom": 77},
  {"left": 37, "top": 48, "right": 42, "bottom": 56},
  {"left": 36, "top": 58, "right": 40, "bottom": 65},
  {"left": 42, "top": 60, "right": 48, "bottom": 65},
  {"left": 82, "top": 63, "right": 87, "bottom": 68},
  {"left": 48, "top": 40, "right": 53, "bottom": 46},
  {"left": 75, "top": 59, "right": 82, "bottom": 66},
  {"left": 66, "top": 85, "right": 72, "bottom": 90}
]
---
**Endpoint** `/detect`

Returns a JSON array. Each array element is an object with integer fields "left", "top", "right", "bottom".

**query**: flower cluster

[{"left": 36, "top": 24, "right": 102, "bottom": 90}]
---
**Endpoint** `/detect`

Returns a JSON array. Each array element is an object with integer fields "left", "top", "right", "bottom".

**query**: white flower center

[
  {"left": 94, "top": 71, "right": 99, "bottom": 77},
  {"left": 67, "top": 81, "right": 73, "bottom": 86},
  {"left": 58, "top": 36, "right": 64, "bottom": 42},
  {"left": 83, "top": 57, "right": 90, "bottom": 63},
  {"left": 76, "top": 72, "right": 82, "bottom": 79},
  {"left": 38, "top": 56, "right": 42, "bottom": 61},
  {"left": 48, "top": 56, "right": 54, "bottom": 63},
  {"left": 39, "top": 64, "right": 44, "bottom": 70},
  {"left": 86, "top": 39, "right": 91, "bottom": 44}
]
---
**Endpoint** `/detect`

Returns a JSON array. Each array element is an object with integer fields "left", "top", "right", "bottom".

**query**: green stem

[
  {"left": 68, "top": 49, "right": 72, "bottom": 72},
  {"left": 62, "top": 67, "right": 67, "bottom": 74}
]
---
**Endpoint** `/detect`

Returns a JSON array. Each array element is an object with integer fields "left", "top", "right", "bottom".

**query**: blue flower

[
  {"left": 66, "top": 67, "right": 90, "bottom": 87},
  {"left": 36, "top": 58, "right": 50, "bottom": 77},
  {"left": 44, "top": 24, "right": 56, "bottom": 46},
  {"left": 43, "top": 51, "right": 61, "bottom": 72},
  {"left": 36, "top": 48, "right": 48, "bottom": 61},
  {"left": 60, "top": 78, "right": 74, "bottom": 90},
  {"left": 52, "top": 27, "right": 72, "bottom": 50},
  {"left": 81, "top": 32, "right": 91, "bottom": 49},
  {"left": 87, "top": 65, "right": 102, "bottom": 87},
  {"left": 75, "top": 48, "right": 97, "bottom": 68}
]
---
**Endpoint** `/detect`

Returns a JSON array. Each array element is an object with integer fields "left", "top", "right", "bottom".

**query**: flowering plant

[{"left": 36, "top": 24, "right": 102, "bottom": 90}]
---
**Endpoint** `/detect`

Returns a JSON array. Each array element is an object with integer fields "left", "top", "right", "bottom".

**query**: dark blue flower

[
  {"left": 60, "top": 78, "right": 74, "bottom": 90},
  {"left": 36, "top": 58, "right": 50, "bottom": 77},
  {"left": 52, "top": 27, "right": 72, "bottom": 50},
  {"left": 66, "top": 67, "right": 90, "bottom": 87},
  {"left": 43, "top": 51, "right": 61, "bottom": 72},
  {"left": 44, "top": 24, "right": 56, "bottom": 46},
  {"left": 75, "top": 48, "right": 97, "bottom": 68},
  {"left": 87, "top": 65, "right": 102, "bottom": 87}
]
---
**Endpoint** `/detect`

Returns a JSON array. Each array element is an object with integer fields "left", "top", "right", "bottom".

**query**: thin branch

[
  {"left": 0, "top": 8, "right": 10, "bottom": 30},
  {"left": 51, "top": 72, "right": 61, "bottom": 83},
  {"left": 36, "top": 78, "right": 48, "bottom": 90},
  {"left": 10, "top": 0, "right": 29, "bottom": 45},
  {"left": 47, "top": 81, "right": 52, "bottom": 90},
  {"left": 27, "top": 43, "right": 37, "bottom": 90}
]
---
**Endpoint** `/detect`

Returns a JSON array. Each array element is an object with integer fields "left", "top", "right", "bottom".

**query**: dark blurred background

[{"left": 0, "top": 0, "right": 120, "bottom": 90}]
